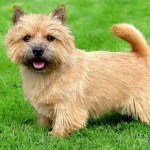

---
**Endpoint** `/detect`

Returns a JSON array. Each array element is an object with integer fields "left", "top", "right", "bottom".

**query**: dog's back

[{"left": 83, "top": 24, "right": 150, "bottom": 123}]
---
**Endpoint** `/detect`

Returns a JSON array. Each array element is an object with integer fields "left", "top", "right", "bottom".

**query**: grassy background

[{"left": 0, "top": 0, "right": 150, "bottom": 149}]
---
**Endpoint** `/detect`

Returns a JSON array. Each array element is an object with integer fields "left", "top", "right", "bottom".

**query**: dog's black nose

[{"left": 32, "top": 47, "right": 44, "bottom": 57}]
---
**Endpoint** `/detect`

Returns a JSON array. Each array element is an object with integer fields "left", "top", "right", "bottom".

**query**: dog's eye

[
  {"left": 47, "top": 35, "right": 55, "bottom": 42},
  {"left": 23, "top": 35, "right": 31, "bottom": 42}
]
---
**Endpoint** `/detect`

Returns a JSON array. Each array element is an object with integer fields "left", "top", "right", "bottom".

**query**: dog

[{"left": 5, "top": 5, "right": 150, "bottom": 137}]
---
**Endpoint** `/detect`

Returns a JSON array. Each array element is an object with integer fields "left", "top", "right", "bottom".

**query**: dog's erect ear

[
  {"left": 13, "top": 5, "right": 25, "bottom": 24},
  {"left": 51, "top": 5, "right": 66, "bottom": 25}
]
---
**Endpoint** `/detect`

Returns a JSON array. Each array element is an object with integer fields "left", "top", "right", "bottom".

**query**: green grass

[{"left": 0, "top": 0, "right": 150, "bottom": 149}]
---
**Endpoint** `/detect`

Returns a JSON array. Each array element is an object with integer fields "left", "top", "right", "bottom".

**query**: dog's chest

[
  {"left": 25, "top": 80, "right": 43, "bottom": 100},
  {"left": 21, "top": 69, "right": 48, "bottom": 102}
]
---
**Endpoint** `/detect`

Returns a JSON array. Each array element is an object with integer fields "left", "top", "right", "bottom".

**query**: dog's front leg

[
  {"left": 49, "top": 103, "right": 88, "bottom": 137},
  {"left": 36, "top": 112, "right": 53, "bottom": 128}
]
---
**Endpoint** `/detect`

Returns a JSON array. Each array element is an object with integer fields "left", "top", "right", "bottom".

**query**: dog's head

[{"left": 5, "top": 5, "right": 75, "bottom": 72}]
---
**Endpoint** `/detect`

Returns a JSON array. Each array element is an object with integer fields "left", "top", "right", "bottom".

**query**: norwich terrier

[{"left": 5, "top": 5, "right": 150, "bottom": 137}]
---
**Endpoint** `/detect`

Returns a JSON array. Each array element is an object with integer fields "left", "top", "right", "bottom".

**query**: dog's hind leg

[{"left": 120, "top": 94, "right": 150, "bottom": 125}]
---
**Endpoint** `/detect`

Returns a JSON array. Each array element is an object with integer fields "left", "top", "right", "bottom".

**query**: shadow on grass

[
  {"left": 87, "top": 113, "right": 134, "bottom": 127},
  {"left": 19, "top": 113, "right": 138, "bottom": 137},
  {"left": 21, "top": 113, "right": 134, "bottom": 127},
  {"left": 21, "top": 118, "right": 36, "bottom": 125}
]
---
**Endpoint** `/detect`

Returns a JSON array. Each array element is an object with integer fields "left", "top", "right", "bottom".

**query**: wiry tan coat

[{"left": 5, "top": 5, "right": 150, "bottom": 137}]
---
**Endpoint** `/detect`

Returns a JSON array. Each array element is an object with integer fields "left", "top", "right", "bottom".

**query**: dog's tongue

[{"left": 33, "top": 61, "right": 45, "bottom": 69}]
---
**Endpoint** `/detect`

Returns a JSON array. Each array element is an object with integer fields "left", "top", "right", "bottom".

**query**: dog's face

[{"left": 5, "top": 5, "right": 75, "bottom": 72}]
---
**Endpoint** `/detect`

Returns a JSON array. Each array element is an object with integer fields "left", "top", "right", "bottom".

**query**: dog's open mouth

[{"left": 31, "top": 61, "right": 46, "bottom": 71}]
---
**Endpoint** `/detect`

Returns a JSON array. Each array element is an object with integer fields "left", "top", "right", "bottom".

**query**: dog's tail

[{"left": 111, "top": 23, "right": 149, "bottom": 57}]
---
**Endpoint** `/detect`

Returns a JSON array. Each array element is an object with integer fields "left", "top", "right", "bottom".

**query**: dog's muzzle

[{"left": 30, "top": 46, "right": 47, "bottom": 71}]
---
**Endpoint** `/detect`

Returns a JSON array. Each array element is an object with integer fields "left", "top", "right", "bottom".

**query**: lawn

[{"left": 0, "top": 0, "right": 150, "bottom": 149}]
